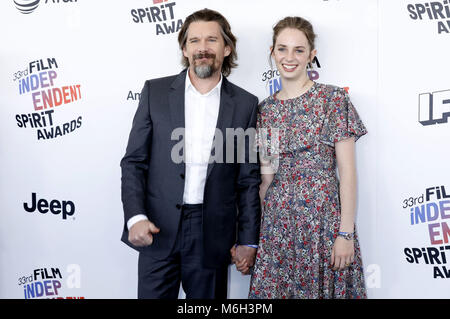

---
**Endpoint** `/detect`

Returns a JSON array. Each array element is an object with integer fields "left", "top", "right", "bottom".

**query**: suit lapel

[
  {"left": 169, "top": 69, "right": 187, "bottom": 170},
  {"left": 169, "top": 69, "right": 187, "bottom": 130},
  {"left": 205, "top": 77, "right": 235, "bottom": 181}
]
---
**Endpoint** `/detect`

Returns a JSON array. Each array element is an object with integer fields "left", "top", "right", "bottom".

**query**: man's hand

[
  {"left": 128, "top": 220, "right": 160, "bottom": 247},
  {"left": 230, "top": 245, "right": 257, "bottom": 275}
]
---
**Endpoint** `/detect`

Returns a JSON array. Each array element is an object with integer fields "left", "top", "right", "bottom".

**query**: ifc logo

[{"left": 14, "top": 0, "right": 40, "bottom": 14}]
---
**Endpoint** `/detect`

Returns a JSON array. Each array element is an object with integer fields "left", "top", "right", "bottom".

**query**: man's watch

[{"left": 337, "top": 231, "right": 354, "bottom": 240}]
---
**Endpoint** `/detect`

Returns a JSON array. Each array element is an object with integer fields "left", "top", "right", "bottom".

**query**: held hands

[
  {"left": 230, "top": 245, "right": 257, "bottom": 275},
  {"left": 128, "top": 220, "right": 160, "bottom": 247},
  {"left": 331, "top": 236, "right": 355, "bottom": 271}
]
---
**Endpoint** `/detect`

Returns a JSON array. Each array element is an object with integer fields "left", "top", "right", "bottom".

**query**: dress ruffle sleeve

[{"left": 320, "top": 88, "right": 367, "bottom": 147}]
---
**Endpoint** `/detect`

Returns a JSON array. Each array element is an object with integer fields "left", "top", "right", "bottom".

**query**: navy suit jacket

[{"left": 120, "top": 69, "right": 261, "bottom": 268}]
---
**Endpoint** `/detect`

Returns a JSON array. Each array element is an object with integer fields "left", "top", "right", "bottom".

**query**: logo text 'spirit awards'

[
  {"left": 407, "top": 1, "right": 450, "bottom": 34},
  {"left": 13, "top": 58, "right": 83, "bottom": 140},
  {"left": 403, "top": 185, "right": 450, "bottom": 278},
  {"left": 130, "top": 0, "right": 183, "bottom": 36}
]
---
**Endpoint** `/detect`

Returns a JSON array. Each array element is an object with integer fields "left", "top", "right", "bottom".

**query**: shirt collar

[{"left": 185, "top": 68, "right": 222, "bottom": 97}]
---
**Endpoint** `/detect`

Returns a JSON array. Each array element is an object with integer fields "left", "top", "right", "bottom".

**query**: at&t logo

[
  {"left": 13, "top": 0, "right": 77, "bottom": 14},
  {"left": 14, "top": 0, "right": 40, "bottom": 14}
]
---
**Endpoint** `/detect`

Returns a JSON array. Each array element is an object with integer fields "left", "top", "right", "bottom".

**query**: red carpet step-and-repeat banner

[{"left": 0, "top": 0, "right": 448, "bottom": 299}]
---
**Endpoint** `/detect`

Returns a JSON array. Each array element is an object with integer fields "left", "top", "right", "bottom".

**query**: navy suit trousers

[{"left": 137, "top": 204, "right": 228, "bottom": 299}]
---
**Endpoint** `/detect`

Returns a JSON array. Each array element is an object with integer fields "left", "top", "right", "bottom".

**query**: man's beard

[{"left": 192, "top": 53, "right": 217, "bottom": 79}]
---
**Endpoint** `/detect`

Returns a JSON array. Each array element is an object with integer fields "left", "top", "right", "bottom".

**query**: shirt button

[
  {"left": 180, "top": 173, "right": 185, "bottom": 179},
  {"left": 176, "top": 204, "right": 182, "bottom": 210}
]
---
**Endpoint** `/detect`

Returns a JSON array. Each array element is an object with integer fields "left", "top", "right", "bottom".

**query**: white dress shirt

[
  {"left": 127, "top": 71, "right": 222, "bottom": 230},
  {"left": 183, "top": 70, "right": 222, "bottom": 204}
]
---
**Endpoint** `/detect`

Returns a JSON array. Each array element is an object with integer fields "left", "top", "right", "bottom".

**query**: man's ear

[{"left": 224, "top": 45, "right": 231, "bottom": 57}]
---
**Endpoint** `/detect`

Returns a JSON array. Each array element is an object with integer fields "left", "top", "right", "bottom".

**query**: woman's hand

[{"left": 331, "top": 236, "right": 354, "bottom": 271}]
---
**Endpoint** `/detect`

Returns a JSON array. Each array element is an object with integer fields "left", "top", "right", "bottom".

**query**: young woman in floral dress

[{"left": 247, "top": 16, "right": 368, "bottom": 299}]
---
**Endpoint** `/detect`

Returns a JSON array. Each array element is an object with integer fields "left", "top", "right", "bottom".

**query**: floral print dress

[{"left": 249, "top": 82, "right": 367, "bottom": 299}]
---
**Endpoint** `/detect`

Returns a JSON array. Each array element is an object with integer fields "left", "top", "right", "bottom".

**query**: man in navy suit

[{"left": 120, "top": 9, "right": 261, "bottom": 299}]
